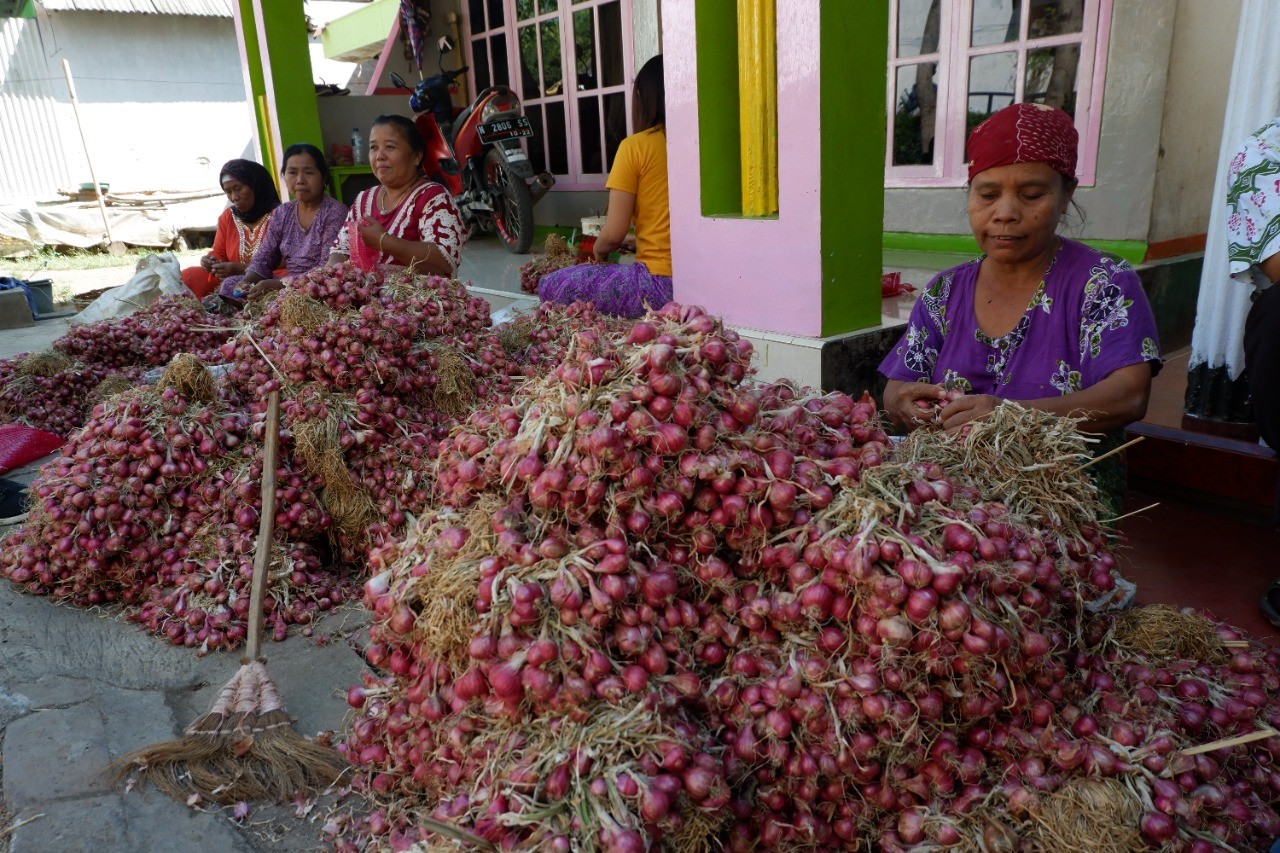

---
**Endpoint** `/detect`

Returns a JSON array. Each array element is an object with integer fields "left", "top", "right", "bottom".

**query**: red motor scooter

[{"left": 389, "top": 37, "right": 552, "bottom": 254}]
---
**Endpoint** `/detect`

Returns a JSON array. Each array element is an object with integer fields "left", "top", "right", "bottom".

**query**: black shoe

[{"left": 1261, "top": 579, "right": 1280, "bottom": 629}]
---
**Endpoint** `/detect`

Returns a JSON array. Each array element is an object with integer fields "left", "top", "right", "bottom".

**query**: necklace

[{"left": 378, "top": 181, "right": 419, "bottom": 215}]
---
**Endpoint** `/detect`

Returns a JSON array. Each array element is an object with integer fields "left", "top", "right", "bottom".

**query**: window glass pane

[
  {"left": 972, "top": 0, "right": 1020, "bottom": 47},
  {"left": 518, "top": 25, "right": 540, "bottom": 100},
  {"left": 967, "top": 51, "right": 1017, "bottom": 119},
  {"left": 892, "top": 63, "right": 937, "bottom": 166},
  {"left": 1029, "top": 0, "right": 1084, "bottom": 38},
  {"left": 574, "top": 8, "right": 597, "bottom": 91},
  {"left": 897, "top": 0, "right": 941, "bottom": 58},
  {"left": 486, "top": 0, "right": 504, "bottom": 29},
  {"left": 604, "top": 91, "right": 626, "bottom": 170},
  {"left": 539, "top": 0, "right": 558, "bottom": 12},
  {"left": 1025, "top": 44, "right": 1080, "bottom": 115},
  {"left": 598, "top": 1, "right": 624, "bottom": 87},
  {"left": 490, "top": 33, "right": 509, "bottom": 87},
  {"left": 516, "top": 0, "right": 535, "bottom": 21},
  {"left": 541, "top": 20, "right": 563, "bottom": 96},
  {"left": 473, "top": 40, "right": 492, "bottom": 92},
  {"left": 525, "top": 105, "right": 547, "bottom": 173},
  {"left": 468, "top": 0, "right": 486, "bottom": 32},
  {"left": 579, "top": 95, "right": 603, "bottom": 174},
  {"left": 546, "top": 100, "right": 569, "bottom": 174}
]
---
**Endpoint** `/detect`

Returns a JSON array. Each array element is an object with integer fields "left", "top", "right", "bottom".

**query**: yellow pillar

[{"left": 738, "top": 0, "right": 778, "bottom": 216}]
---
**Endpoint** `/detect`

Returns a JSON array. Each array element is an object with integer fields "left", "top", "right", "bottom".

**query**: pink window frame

[
  {"left": 461, "top": 0, "right": 635, "bottom": 191},
  {"left": 886, "top": 0, "right": 1111, "bottom": 189}
]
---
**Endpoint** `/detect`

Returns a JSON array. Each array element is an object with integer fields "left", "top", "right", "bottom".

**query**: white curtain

[{"left": 1189, "top": 0, "right": 1280, "bottom": 378}]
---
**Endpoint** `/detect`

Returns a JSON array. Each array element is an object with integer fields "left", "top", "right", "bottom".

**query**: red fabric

[
  {"left": 966, "top": 102, "right": 1078, "bottom": 183},
  {"left": 0, "top": 424, "right": 64, "bottom": 474}
]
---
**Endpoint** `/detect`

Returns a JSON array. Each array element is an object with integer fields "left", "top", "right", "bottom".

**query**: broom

[{"left": 109, "top": 390, "right": 347, "bottom": 803}]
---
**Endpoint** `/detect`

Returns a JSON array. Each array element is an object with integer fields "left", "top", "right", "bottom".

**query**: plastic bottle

[{"left": 351, "top": 127, "right": 366, "bottom": 165}]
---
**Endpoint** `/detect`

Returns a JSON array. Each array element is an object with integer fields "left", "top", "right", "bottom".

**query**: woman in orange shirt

[
  {"left": 180, "top": 159, "right": 281, "bottom": 300},
  {"left": 538, "top": 55, "right": 672, "bottom": 317}
]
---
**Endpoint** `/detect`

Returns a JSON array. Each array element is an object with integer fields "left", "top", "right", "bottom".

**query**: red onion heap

[
  {"left": 0, "top": 351, "right": 114, "bottom": 437},
  {"left": 335, "top": 303, "right": 890, "bottom": 849},
  {"left": 54, "top": 294, "right": 236, "bottom": 370},
  {"left": 338, "top": 308, "right": 1280, "bottom": 850},
  {"left": 496, "top": 300, "right": 634, "bottom": 379},
  {"left": 517, "top": 233, "right": 586, "bottom": 295},
  {"left": 1, "top": 264, "right": 526, "bottom": 652},
  {"left": 0, "top": 296, "right": 236, "bottom": 437},
  {"left": 220, "top": 263, "right": 519, "bottom": 560}
]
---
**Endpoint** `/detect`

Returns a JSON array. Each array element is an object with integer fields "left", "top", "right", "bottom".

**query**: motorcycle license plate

[{"left": 477, "top": 116, "right": 534, "bottom": 144}]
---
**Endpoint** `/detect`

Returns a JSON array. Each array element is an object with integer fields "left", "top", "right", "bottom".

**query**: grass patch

[{"left": 5, "top": 246, "right": 168, "bottom": 273}]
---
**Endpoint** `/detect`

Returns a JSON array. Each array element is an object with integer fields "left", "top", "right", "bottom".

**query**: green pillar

[
  {"left": 237, "top": 0, "right": 272, "bottom": 167},
  {"left": 247, "top": 0, "right": 323, "bottom": 173},
  {"left": 819, "top": 2, "right": 888, "bottom": 337}
]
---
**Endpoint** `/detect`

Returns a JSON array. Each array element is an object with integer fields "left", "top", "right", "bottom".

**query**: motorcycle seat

[{"left": 451, "top": 104, "right": 475, "bottom": 148}]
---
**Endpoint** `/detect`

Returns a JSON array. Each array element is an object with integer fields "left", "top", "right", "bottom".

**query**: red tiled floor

[{"left": 1115, "top": 488, "right": 1280, "bottom": 646}]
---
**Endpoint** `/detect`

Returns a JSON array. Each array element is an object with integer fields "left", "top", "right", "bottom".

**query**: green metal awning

[
  {"left": 0, "top": 0, "right": 36, "bottom": 17},
  {"left": 321, "top": 0, "right": 398, "bottom": 63}
]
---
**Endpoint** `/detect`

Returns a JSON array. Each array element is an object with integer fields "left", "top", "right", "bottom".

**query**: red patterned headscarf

[{"left": 966, "top": 103, "right": 1078, "bottom": 183}]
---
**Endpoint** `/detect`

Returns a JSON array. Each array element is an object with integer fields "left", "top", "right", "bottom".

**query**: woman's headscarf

[
  {"left": 966, "top": 102, "right": 1078, "bottom": 184},
  {"left": 219, "top": 159, "right": 281, "bottom": 224}
]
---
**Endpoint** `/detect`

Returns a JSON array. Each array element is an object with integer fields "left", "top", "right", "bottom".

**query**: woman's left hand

[
  {"left": 357, "top": 217, "right": 387, "bottom": 249},
  {"left": 211, "top": 261, "right": 246, "bottom": 279},
  {"left": 938, "top": 394, "right": 998, "bottom": 430}
]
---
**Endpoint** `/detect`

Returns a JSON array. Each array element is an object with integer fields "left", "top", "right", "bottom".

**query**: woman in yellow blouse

[{"left": 537, "top": 55, "right": 671, "bottom": 317}]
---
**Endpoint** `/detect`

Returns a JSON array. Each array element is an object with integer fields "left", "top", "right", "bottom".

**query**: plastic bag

[
  {"left": 0, "top": 424, "right": 64, "bottom": 475},
  {"left": 348, "top": 219, "right": 379, "bottom": 272},
  {"left": 72, "top": 252, "right": 188, "bottom": 325}
]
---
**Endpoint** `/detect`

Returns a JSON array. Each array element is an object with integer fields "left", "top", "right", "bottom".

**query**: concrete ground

[{"left": 0, "top": 236, "right": 532, "bottom": 852}]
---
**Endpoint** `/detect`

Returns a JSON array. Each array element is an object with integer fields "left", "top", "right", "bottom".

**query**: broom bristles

[{"left": 107, "top": 661, "right": 346, "bottom": 804}]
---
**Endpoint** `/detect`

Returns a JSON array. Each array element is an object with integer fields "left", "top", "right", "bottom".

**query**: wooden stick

[
  {"left": 1222, "top": 640, "right": 1251, "bottom": 648},
  {"left": 244, "top": 390, "right": 280, "bottom": 664},
  {"left": 1181, "top": 727, "right": 1279, "bottom": 756},
  {"left": 61, "top": 60, "right": 115, "bottom": 246},
  {"left": 1073, "top": 435, "right": 1145, "bottom": 473}
]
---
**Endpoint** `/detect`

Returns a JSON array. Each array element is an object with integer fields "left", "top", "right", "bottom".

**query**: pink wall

[{"left": 664, "top": 0, "right": 826, "bottom": 338}]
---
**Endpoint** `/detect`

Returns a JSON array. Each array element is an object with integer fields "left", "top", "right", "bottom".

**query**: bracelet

[{"left": 378, "top": 233, "right": 387, "bottom": 255}]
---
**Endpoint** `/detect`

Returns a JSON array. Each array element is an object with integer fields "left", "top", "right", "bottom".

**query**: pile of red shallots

[
  {"left": 0, "top": 296, "right": 235, "bottom": 437},
  {"left": 54, "top": 294, "right": 234, "bottom": 370},
  {"left": 517, "top": 233, "right": 586, "bottom": 295},
  {"left": 496, "top": 299, "right": 633, "bottom": 379},
  {"left": 336, "top": 306, "right": 1280, "bottom": 851},
  {"left": 0, "top": 265, "right": 520, "bottom": 653}
]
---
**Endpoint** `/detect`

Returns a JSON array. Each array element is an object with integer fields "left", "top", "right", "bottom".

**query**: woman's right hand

[
  {"left": 200, "top": 254, "right": 219, "bottom": 272},
  {"left": 244, "top": 279, "right": 284, "bottom": 301},
  {"left": 883, "top": 379, "right": 949, "bottom": 431}
]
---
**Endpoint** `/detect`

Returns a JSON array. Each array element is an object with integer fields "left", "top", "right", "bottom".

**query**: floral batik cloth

[
  {"left": 879, "top": 238, "right": 1162, "bottom": 401},
  {"left": 1226, "top": 117, "right": 1280, "bottom": 289}
]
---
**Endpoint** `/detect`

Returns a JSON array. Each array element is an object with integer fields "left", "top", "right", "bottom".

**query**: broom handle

[{"left": 245, "top": 390, "right": 281, "bottom": 663}]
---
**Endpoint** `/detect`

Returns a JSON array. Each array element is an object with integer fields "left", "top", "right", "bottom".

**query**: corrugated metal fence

[{"left": 0, "top": 15, "right": 75, "bottom": 201}]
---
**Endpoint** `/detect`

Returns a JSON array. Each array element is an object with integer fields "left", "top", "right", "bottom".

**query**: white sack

[{"left": 72, "top": 252, "right": 190, "bottom": 324}]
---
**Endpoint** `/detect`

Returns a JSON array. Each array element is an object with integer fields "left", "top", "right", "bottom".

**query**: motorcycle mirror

[
  {"left": 437, "top": 35, "right": 455, "bottom": 54},
  {"left": 389, "top": 71, "right": 408, "bottom": 89}
]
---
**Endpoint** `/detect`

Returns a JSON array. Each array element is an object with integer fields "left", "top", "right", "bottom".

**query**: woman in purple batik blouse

[
  {"left": 880, "top": 103, "right": 1162, "bottom": 445},
  {"left": 880, "top": 104, "right": 1162, "bottom": 512},
  {"left": 238, "top": 143, "right": 349, "bottom": 301}
]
